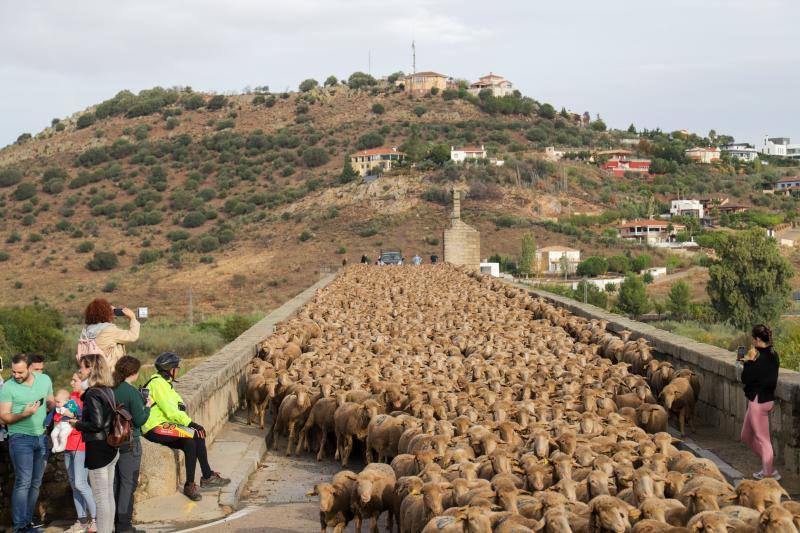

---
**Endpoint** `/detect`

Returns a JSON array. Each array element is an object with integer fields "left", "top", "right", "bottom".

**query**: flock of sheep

[{"left": 246, "top": 265, "right": 796, "bottom": 533}]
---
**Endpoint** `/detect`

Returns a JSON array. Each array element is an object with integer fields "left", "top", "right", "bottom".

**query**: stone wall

[
  {"left": 137, "top": 273, "right": 337, "bottom": 502},
  {"left": 444, "top": 221, "right": 480, "bottom": 270},
  {"left": 529, "top": 288, "right": 800, "bottom": 475}
]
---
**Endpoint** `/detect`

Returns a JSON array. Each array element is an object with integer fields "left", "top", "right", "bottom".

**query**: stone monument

[{"left": 443, "top": 189, "right": 480, "bottom": 270}]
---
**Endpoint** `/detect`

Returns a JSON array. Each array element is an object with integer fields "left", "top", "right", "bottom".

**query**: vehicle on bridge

[{"left": 379, "top": 250, "right": 403, "bottom": 265}]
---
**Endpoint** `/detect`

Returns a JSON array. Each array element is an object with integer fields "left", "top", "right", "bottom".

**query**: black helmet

[{"left": 154, "top": 352, "right": 181, "bottom": 374}]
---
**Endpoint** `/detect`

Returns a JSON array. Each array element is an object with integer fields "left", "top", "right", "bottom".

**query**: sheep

[
  {"left": 299, "top": 396, "right": 339, "bottom": 460},
  {"left": 269, "top": 385, "right": 312, "bottom": 455},
  {"left": 659, "top": 378, "right": 696, "bottom": 436},
  {"left": 352, "top": 463, "right": 396, "bottom": 533},
  {"left": 315, "top": 470, "right": 358, "bottom": 533},
  {"left": 334, "top": 400, "right": 380, "bottom": 466},
  {"left": 245, "top": 372, "right": 270, "bottom": 429},
  {"left": 637, "top": 404, "right": 669, "bottom": 434},
  {"left": 589, "top": 495, "right": 641, "bottom": 533}
]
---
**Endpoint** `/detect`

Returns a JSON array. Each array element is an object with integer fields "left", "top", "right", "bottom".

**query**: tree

[
  {"left": 302, "top": 147, "right": 330, "bottom": 168},
  {"left": 76, "top": 113, "right": 96, "bottom": 129},
  {"left": 425, "top": 144, "right": 451, "bottom": 166},
  {"left": 560, "top": 107, "right": 569, "bottom": 119},
  {"left": 539, "top": 103, "right": 556, "bottom": 119},
  {"left": 576, "top": 256, "right": 608, "bottom": 277},
  {"left": 87, "top": 251, "right": 119, "bottom": 271},
  {"left": 347, "top": 71, "right": 376, "bottom": 90},
  {"left": 387, "top": 71, "right": 404, "bottom": 84},
  {"left": 707, "top": 229, "right": 793, "bottom": 329},
  {"left": 207, "top": 95, "right": 227, "bottom": 110},
  {"left": 631, "top": 253, "right": 652, "bottom": 272},
  {"left": 339, "top": 155, "right": 358, "bottom": 184},
  {"left": 0, "top": 167, "right": 23, "bottom": 187},
  {"left": 627, "top": 124, "right": 637, "bottom": 134},
  {"left": 590, "top": 119, "right": 607, "bottom": 132},
  {"left": 356, "top": 132, "right": 384, "bottom": 150},
  {"left": 371, "top": 103, "right": 385, "bottom": 115},
  {"left": 324, "top": 75, "right": 338, "bottom": 87},
  {"left": 668, "top": 280, "right": 691, "bottom": 320},
  {"left": 518, "top": 233, "right": 536, "bottom": 277},
  {"left": 299, "top": 78, "right": 318, "bottom": 92},
  {"left": 607, "top": 255, "right": 630, "bottom": 274},
  {"left": 617, "top": 273, "right": 651, "bottom": 319}
]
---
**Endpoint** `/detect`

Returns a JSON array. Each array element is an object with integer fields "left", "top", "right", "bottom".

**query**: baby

[{"left": 51, "top": 389, "right": 80, "bottom": 453}]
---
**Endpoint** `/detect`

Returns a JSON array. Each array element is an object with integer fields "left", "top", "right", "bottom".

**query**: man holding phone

[{"left": 0, "top": 353, "right": 54, "bottom": 533}]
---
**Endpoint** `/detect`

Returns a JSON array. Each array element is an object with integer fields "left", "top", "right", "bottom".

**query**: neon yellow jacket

[{"left": 142, "top": 373, "right": 192, "bottom": 434}]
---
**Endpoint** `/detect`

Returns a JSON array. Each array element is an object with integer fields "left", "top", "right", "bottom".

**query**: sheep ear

[
  {"left": 720, "top": 493, "right": 737, "bottom": 502},
  {"left": 532, "top": 518, "right": 546, "bottom": 531},
  {"left": 629, "top": 508, "right": 641, "bottom": 519}
]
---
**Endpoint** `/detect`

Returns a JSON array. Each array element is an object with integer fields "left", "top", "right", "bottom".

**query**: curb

[{"left": 219, "top": 435, "right": 267, "bottom": 508}]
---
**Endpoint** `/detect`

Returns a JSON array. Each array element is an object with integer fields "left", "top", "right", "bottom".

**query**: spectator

[
  {"left": 73, "top": 354, "right": 118, "bottom": 533},
  {"left": 740, "top": 324, "right": 781, "bottom": 480},
  {"left": 0, "top": 353, "right": 54, "bottom": 533},
  {"left": 411, "top": 254, "right": 422, "bottom": 265},
  {"left": 64, "top": 372, "right": 96, "bottom": 533},
  {"left": 78, "top": 299, "right": 140, "bottom": 369},
  {"left": 142, "top": 352, "right": 229, "bottom": 501},
  {"left": 112, "top": 356, "right": 151, "bottom": 533},
  {"left": 360, "top": 254, "right": 369, "bottom": 264},
  {"left": 430, "top": 254, "right": 438, "bottom": 264},
  {"left": 29, "top": 354, "right": 45, "bottom": 374}
]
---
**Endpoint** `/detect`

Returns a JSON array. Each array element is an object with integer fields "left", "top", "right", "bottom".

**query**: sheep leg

[
  {"left": 364, "top": 435, "right": 372, "bottom": 464},
  {"left": 386, "top": 508, "right": 393, "bottom": 533},
  {"left": 318, "top": 511, "right": 326, "bottom": 533},
  {"left": 259, "top": 403, "right": 266, "bottom": 430},
  {"left": 370, "top": 514, "right": 379, "bottom": 533},
  {"left": 342, "top": 435, "right": 352, "bottom": 467},
  {"left": 334, "top": 432, "right": 341, "bottom": 461},
  {"left": 354, "top": 513, "right": 362, "bottom": 533},
  {"left": 679, "top": 410, "right": 686, "bottom": 436},
  {"left": 286, "top": 420, "right": 296, "bottom": 456},
  {"left": 317, "top": 430, "right": 327, "bottom": 461}
]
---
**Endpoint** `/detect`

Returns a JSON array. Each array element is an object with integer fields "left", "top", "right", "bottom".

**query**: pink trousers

[{"left": 740, "top": 397, "right": 775, "bottom": 475}]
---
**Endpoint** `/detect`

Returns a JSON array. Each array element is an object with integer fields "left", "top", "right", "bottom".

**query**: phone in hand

[
  {"left": 736, "top": 346, "right": 747, "bottom": 360},
  {"left": 113, "top": 307, "right": 125, "bottom": 317},
  {"left": 140, "top": 388, "right": 150, "bottom": 403}
]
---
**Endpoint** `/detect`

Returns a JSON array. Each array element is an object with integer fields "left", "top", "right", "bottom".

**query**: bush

[
  {"left": 86, "top": 251, "right": 119, "bottom": 271},
  {"left": 607, "top": 255, "right": 630, "bottom": 274},
  {"left": 299, "top": 79, "right": 318, "bottom": 92},
  {"left": 422, "top": 187, "right": 449, "bottom": 205},
  {"left": 576, "top": 256, "right": 609, "bottom": 277},
  {"left": 347, "top": 71, "right": 377, "bottom": 90},
  {"left": 198, "top": 235, "right": 220, "bottom": 252},
  {"left": 0, "top": 251, "right": 9, "bottom": 261},
  {"left": 181, "top": 93, "right": 205, "bottom": 110},
  {"left": 0, "top": 167, "right": 23, "bottom": 187},
  {"left": 302, "top": 147, "right": 330, "bottom": 168},
  {"left": 631, "top": 253, "right": 653, "bottom": 272},
  {"left": 494, "top": 214, "right": 520, "bottom": 228},
  {"left": 182, "top": 211, "right": 206, "bottom": 228},
  {"left": 215, "top": 118, "right": 235, "bottom": 130},
  {"left": 299, "top": 230, "right": 312, "bottom": 242},
  {"left": 0, "top": 304, "right": 65, "bottom": 356},
  {"left": 102, "top": 281, "right": 117, "bottom": 293},
  {"left": 412, "top": 106, "right": 427, "bottom": 117},
  {"left": 167, "top": 230, "right": 190, "bottom": 242},
  {"left": 76, "top": 113, "right": 96, "bottom": 129},
  {"left": 207, "top": 95, "right": 227, "bottom": 110},
  {"left": 356, "top": 132, "right": 385, "bottom": 150},
  {"left": 138, "top": 249, "right": 161, "bottom": 264},
  {"left": 371, "top": 103, "right": 385, "bottom": 115},
  {"left": 442, "top": 88, "right": 459, "bottom": 101},
  {"left": 13, "top": 182, "right": 37, "bottom": 201},
  {"left": 76, "top": 146, "right": 110, "bottom": 167}
]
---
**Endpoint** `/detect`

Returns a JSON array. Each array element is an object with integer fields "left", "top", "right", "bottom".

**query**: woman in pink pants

[{"left": 740, "top": 324, "right": 780, "bottom": 480}]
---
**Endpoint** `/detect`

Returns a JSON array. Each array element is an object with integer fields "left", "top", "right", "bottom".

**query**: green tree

[
  {"left": 668, "top": 280, "right": 691, "bottom": 320},
  {"left": 0, "top": 305, "right": 64, "bottom": 356},
  {"left": 302, "top": 147, "right": 330, "bottom": 168},
  {"left": 76, "top": 113, "right": 96, "bottom": 129},
  {"left": 707, "top": 229, "right": 793, "bottom": 329},
  {"left": 207, "top": 95, "right": 227, "bottom": 110},
  {"left": 339, "top": 155, "right": 358, "bottom": 184},
  {"left": 576, "top": 256, "right": 608, "bottom": 277},
  {"left": 617, "top": 273, "right": 651, "bottom": 319},
  {"left": 425, "top": 144, "right": 451, "bottom": 166},
  {"left": 607, "top": 255, "right": 630, "bottom": 274},
  {"left": 539, "top": 103, "right": 556, "bottom": 119},
  {"left": 631, "top": 253, "right": 652, "bottom": 272},
  {"left": 518, "top": 233, "right": 536, "bottom": 277},
  {"left": 590, "top": 119, "right": 607, "bottom": 131},
  {"left": 299, "top": 78, "right": 318, "bottom": 92},
  {"left": 371, "top": 103, "right": 385, "bottom": 115},
  {"left": 87, "top": 251, "right": 119, "bottom": 271},
  {"left": 347, "top": 72, "right": 376, "bottom": 90},
  {"left": 324, "top": 75, "right": 338, "bottom": 87},
  {"left": 356, "top": 131, "right": 384, "bottom": 150},
  {"left": 627, "top": 124, "right": 637, "bottom": 134}
]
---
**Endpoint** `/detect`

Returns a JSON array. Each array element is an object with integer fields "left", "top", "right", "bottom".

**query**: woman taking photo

[
  {"left": 64, "top": 372, "right": 97, "bottom": 533},
  {"left": 740, "top": 324, "right": 781, "bottom": 480},
  {"left": 78, "top": 298, "right": 140, "bottom": 369},
  {"left": 113, "top": 356, "right": 151, "bottom": 533},
  {"left": 142, "top": 352, "right": 229, "bottom": 501},
  {"left": 73, "top": 354, "right": 118, "bottom": 533}
]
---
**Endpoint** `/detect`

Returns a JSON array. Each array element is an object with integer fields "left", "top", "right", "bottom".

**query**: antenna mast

[
  {"left": 412, "top": 40, "right": 416, "bottom": 74},
  {"left": 368, "top": 49, "right": 372, "bottom": 76}
]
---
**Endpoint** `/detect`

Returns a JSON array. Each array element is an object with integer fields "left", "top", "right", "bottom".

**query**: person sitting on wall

[{"left": 141, "top": 352, "right": 230, "bottom": 501}]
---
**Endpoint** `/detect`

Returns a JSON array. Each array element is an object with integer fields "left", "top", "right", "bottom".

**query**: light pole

[{"left": 583, "top": 276, "right": 588, "bottom": 304}]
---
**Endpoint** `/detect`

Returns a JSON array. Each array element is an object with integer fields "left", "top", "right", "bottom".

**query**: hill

[{"left": 1, "top": 78, "right": 798, "bottom": 322}]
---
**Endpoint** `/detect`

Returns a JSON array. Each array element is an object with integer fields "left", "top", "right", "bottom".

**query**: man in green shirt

[{"left": 0, "top": 353, "right": 54, "bottom": 533}]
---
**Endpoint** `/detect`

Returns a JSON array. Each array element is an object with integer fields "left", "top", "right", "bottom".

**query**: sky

[{"left": 1, "top": 0, "right": 799, "bottom": 148}]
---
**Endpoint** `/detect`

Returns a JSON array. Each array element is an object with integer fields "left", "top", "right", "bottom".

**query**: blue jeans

[
  {"left": 65, "top": 450, "right": 97, "bottom": 521},
  {"left": 8, "top": 433, "right": 47, "bottom": 531}
]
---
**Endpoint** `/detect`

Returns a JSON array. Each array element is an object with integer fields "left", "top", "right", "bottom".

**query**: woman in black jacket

[
  {"left": 740, "top": 324, "right": 780, "bottom": 481},
  {"left": 73, "top": 354, "right": 118, "bottom": 533}
]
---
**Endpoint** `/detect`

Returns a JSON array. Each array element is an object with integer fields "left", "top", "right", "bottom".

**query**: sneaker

[
  {"left": 87, "top": 519, "right": 97, "bottom": 532},
  {"left": 754, "top": 470, "right": 782, "bottom": 481},
  {"left": 183, "top": 482, "right": 202, "bottom": 501},
  {"left": 753, "top": 470, "right": 765, "bottom": 479},
  {"left": 200, "top": 471, "right": 231, "bottom": 488},
  {"left": 64, "top": 521, "right": 88, "bottom": 533}
]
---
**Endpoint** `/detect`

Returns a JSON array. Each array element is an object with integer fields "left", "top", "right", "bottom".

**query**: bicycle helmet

[{"left": 154, "top": 352, "right": 181, "bottom": 375}]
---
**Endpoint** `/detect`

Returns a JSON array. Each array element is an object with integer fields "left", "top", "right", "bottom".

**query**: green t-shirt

[{"left": 0, "top": 372, "right": 53, "bottom": 436}]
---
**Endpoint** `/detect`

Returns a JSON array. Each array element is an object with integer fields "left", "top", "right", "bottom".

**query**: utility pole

[
  {"left": 368, "top": 49, "right": 372, "bottom": 76},
  {"left": 584, "top": 277, "right": 588, "bottom": 304},
  {"left": 188, "top": 287, "right": 194, "bottom": 326}
]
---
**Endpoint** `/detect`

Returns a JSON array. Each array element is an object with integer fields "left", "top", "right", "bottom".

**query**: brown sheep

[
  {"left": 352, "top": 463, "right": 396, "bottom": 533},
  {"left": 659, "top": 378, "right": 696, "bottom": 436},
  {"left": 589, "top": 495, "right": 641, "bottom": 533},
  {"left": 315, "top": 470, "right": 358, "bottom": 533},
  {"left": 334, "top": 400, "right": 381, "bottom": 466},
  {"left": 298, "top": 396, "right": 338, "bottom": 460},
  {"left": 637, "top": 404, "right": 669, "bottom": 434},
  {"left": 269, "top": 385, "right": 312, "bottom": 455},
  {"left": 245, "top": 372, "right": 270, "bottom": 429}
]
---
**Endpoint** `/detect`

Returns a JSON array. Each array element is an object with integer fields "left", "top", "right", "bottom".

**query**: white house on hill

[{"left": 451, "top": 145, "right": 487, "bottom": 163}]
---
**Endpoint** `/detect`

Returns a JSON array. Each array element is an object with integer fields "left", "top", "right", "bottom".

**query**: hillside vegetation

[{"left": 1, "top": 77, "right": 798, "bottom": 322}]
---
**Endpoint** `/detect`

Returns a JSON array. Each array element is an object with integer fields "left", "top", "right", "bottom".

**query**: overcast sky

[{"left": 1, "top": 0, "right": 798, "bottom": 148}]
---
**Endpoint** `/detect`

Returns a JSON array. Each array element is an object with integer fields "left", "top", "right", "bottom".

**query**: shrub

[
  {"left": 422, "top": 187, "right": 449, "bottom": 205},
  {"left": 607, "top": 255, "right": 630, "bottom": 274},
  {"left": 167, "top": 230, "right": 190, "bottom": 241},
  {"left": 206, "top": 95, "right": 227, "bottom": 110},
  {"left": 181, "top": 93, "right": 205, "bottom": 110},
  {"left": 494, "top": 214, "right": 519, "bottom": 228},
  {"left": 215, "top": 118, "right": 235, "bottom": 130},
  {"left": 102, "top": 281, "right": 117, "bottom": 293},
  {"left": 302, "top": 147, "right": 330, "bottom": 168},
  {"left": 412, "top": 106, "right": 427, "bottom": 117},
  {"left": 138, "top": 249, "right": 161, "bottom": 264},
  {"left": 165, "top": 117, "right": 179, "bottom": 130},
  {"left": 336, "top": 247, "right": 346, "bottom": 254},
  {"left": 442, "top": 88, "right": 459, "bottom": 101},
  {"left": 371, "top": 103, "right": 385, "bottom": 115},
  {"left": 299, "top": 79, "right": 318, "bottom": 92},
  {"left": 76, "top": 113, "right": 96, "bottom": 129},
  {"left": 86, "top": 251, "right": 118, "bottom": 271},
  {"left": 182, "top": 211, "right": 206, "bottom": 228},
  {"left": 198, "top": 235, "right": 220, "bottom": 252},
  {"left": 0, "top": 168, "right": 23, "bottom": 187},
  {"left": 347, "top": 71, "right": 377, "bottom": 90},
  {"left": 299, "top": 230, "right": 312, "bottom": 242},
  {"left": 0, "top": 304, "right": 65, "bottom": 355},
  {"left": 631, "top": 253, "right": 652, "bottom": 272},
  {"left": 0, "top": 251, "right": 9, "bottom": 261},
  {"left": 356, "top": 132, "right": 384, "bottom": 150},
  {"left": 13, "top": 182, "right": 36, "bottom": 201},
  {"left": 430, "top": 87, "right": 439, "bottom": 95},
  {"left": 76, "top": 146, "right": 110, "bottom": 167},
  {"left": 576, "top": 256, "right": 609, "bottom": 277}
]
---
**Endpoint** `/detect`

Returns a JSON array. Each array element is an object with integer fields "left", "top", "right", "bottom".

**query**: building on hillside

[
  {"left": 685, "top": 147, "right": 721, "bottom": 164},
  {"left": 451, "top": 145, "right": 487, "bottom": 163},
  {"left": 698, "top": 196, "right": 729, "bottom": 209},
  {"left": 714, "top": 204, "right": 749, "bottom": 215},
  {"left": 349, "top": 147, "right": 405, "bottom": 177},
  {"left": 468, "top": 73, "right": 514, "bottom": 97},
  {"left": 443, "top": 190, "right": 480, "bottom": 270},
  {"left": 762, "top": 137, "right": 790, "bottom": 157},
  {"left": 535, "top": 246, "right": 581, "bottom": 274},
  {"left": 788, "top": 144, "right": 800, "bottom": 160},
  {"left": 479, "top": 262, "right": 500, "bottom": 277},
  {"left": 402, "top": 71, "right": 452, "bottom": 94},
  {"left": 618, "top": 219, "right": 686, "bottom": 245},
  {"left": 721, "top": 143, "right": 759, "bottom": 162},
  {"left": 670, "top": 199, "right": 704, "bottom": 219},
  {"left": 544, "top": 146, "right": 564, "bottom": 161},
  {"left": 596, "top": 150, "right": 650, "bottom": 176}
]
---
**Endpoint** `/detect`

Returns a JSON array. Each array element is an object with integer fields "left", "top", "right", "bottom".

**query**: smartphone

[
  {"left": 140, "top": 388, "right": 150, "bottom": 403},
  {"left": 0, "top": 356, "right": 3, "bottom": 371},
  {"left": 113, "top": 307, "right": 125, "bottom": 317},
  {"left": 736, "top": 346, "right": 746, "bottom": 360}
]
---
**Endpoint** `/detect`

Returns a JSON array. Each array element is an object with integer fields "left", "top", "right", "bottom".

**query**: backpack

[
  {"left": 98, "top": 388, "right": 133, "bottom": 448},
  {"left": 76, "top": 337, "right": 102, "bottom": 363}
]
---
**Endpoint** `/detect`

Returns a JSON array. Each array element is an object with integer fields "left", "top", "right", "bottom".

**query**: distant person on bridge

[
  {"left": 142, "top": 352, "right": 230, "bottom": 501},
  {"left": 360, "top": 254, "right": 369, "bottom": 264},
  {"left": 739, "top": 324, "right": 780, "bottom": 481},
  {"left": 411, "top": 254, "right": 422, "bottom": 265}
]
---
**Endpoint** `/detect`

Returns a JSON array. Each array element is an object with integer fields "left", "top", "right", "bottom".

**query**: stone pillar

[
  {"left": 444, "top": 188, "right": 480, "bottom": 270},
  {"left": 452, "top": 189, "right": 461, "bottom": 220}
]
